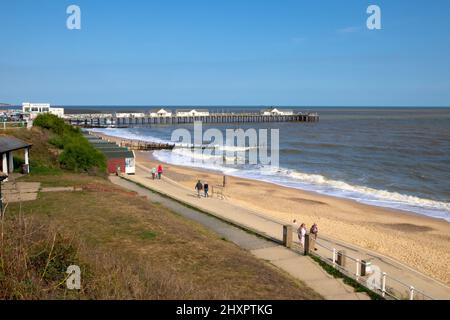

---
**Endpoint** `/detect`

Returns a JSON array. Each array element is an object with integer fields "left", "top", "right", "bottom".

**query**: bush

[
  {"left": 59, "top": 141, "right": 106, "bottom": 172},
  {"left": 33, "top": 114, "right": 106, "bottom": 173},
  {"left": 33, "top": 114, "right": 80, "bottom": 136}
]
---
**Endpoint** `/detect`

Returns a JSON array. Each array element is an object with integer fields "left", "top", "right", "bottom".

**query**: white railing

[
  {"left": 311, "top": 239, "right": 435, "bottom": 300},
  {"left": 0, "top": 121, "right": 28, "bottom": 129}
]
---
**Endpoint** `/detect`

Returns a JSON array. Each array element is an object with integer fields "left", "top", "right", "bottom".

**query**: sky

[{"left": 1, "top": 0, "right": 450, "bottom": 106}]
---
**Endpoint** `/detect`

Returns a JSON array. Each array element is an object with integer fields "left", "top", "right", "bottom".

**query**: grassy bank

[{"left": 1, "top": 127, "right": 320, "bottom": 299}]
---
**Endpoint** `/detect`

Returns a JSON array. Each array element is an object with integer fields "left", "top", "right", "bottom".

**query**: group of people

[
  {"left": 195, "top": 180, "right": 209, "bottom": 198},
  {"left": 151, "top": 164, "right": 164, "bottom": 180},
  {"left": 294, "top": 220, "right": 319, "bottom": 249}
]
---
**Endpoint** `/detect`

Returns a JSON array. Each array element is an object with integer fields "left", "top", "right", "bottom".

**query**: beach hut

[
  {"left": 85, "top": 135, "right": 136, "bottom": 175},
  {"left": 102, "top": 150, "right": 136, "bottom": 175}
]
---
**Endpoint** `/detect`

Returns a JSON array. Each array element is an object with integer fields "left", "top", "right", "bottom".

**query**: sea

[{"left": 84, "top": 107, "right": 450, "bottom": 221}]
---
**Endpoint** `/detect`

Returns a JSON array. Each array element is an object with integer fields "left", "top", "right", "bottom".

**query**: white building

[
  {"left": 22, "top": 103, "right": 65, "bottom": 119},
  {"left": 176, "top": 109, "right": 210, "bottom": 117},
  {"left": 114, "top": 112, "right": 146, "bottom": 118},
  {"left": 261, "top": 108, "right": 294, "bottom": 116},
  {"left": 149, "top": 108, "right": 172, "bottom": 117}
]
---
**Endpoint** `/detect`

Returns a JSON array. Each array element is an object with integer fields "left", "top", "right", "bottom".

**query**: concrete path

[
  {"left": 2, "top": 180, "right": 84, "bottom": 204},
  {"left": 2, "top": 182, "right": 40, "bottom": 203},
  {"left": 110, "top": 168, "right": 370, "bottom": 300}
]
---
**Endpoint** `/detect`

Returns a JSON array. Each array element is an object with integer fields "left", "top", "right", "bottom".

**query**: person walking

[
  {"left": 310, "top": 223, "right": 318, "bottom": 240},
  {"left": 298, "top": 223, "right": 307, "bottom": 247},
  {"left": 151, "top": 167, "right": 156, "bottom": 180},
  {"left": 195, "top": 180, "right": 203, "bottom": 198},
  {"left": 310, "top": 223, "right": 319, "bottom": 251},
  {"left": 157, "top": 164, "right": 163, "bottom": 179},
  {"left": 203, "top": 182, "right": 209, "bottom": 198}
]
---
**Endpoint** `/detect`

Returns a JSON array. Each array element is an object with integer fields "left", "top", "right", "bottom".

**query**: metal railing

[{"left": 310, "top": 239, "right": 435, "bottom": 300}]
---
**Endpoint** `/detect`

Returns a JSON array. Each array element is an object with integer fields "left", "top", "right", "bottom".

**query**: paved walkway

[
  {"left": 118, "top": 163, "right": 450, "bottom": 300},
  {"left": 2, "top": 180, "right": 82, "bottom": 204},
  {"left": 110, "top": 167, "right": 370, "bottom": 300},
  {"left": 3, "top": 181, "right": 40, "bottom": 203}
]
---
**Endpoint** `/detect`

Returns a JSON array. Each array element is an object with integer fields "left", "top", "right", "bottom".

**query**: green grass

[
  {"left": 139, "top": 231, "right": 157, "bottom": 240},
  {"left": 4, "top": 176, "right": 321, "bottom": 300},
  {"left": 310, "top": 254, "right": 384, "bottom": 300}
]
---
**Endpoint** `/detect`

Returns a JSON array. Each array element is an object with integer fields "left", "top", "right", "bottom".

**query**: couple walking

[
  {"left": 151, "top": 164, "right": 163, "bottom": 180},
  {"left": 293, "top": 220, "right": 318, "bottom": 249},
  {"left": 195, "top": 180, "right": 209, "bottom": 198}
]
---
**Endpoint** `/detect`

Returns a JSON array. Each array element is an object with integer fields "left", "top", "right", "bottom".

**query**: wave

[
  {"left": 89, "top": 127, "right": 169, "bottom": 144},
  {"left": 153, "top": 150, "right": 450, "bottom": 222},
  {"left": 90, "top": 128, "right": 255, "bottom": 152},
  {"left": 91, "top": 128, "right": 450, "bottom": 221}
]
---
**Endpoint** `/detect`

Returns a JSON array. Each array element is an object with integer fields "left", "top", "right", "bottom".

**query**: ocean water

[{"left": 90, "top": 107, "right": 450, "bottom": 221}]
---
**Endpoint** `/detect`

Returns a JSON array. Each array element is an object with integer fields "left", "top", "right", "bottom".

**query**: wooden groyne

[
  {"left": 66, "top": 112, "right": 319, "bottom": 128},
  {"left": 119, "top": 140, "right": 175, "bottom": 151}
]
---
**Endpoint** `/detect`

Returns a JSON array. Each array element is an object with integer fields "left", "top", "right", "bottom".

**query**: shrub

[
  {"left": 33, "top": 114, "right": 106, "bottom": 173},
  {"left": 59, "top": 141, "right": 106, "bottom": 172}
]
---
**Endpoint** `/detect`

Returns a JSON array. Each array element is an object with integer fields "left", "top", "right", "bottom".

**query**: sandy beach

[{"left": 96, "top": 132, "right": 450, "bottom": 285}]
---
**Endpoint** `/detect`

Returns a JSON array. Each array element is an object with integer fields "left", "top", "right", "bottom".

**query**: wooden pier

[{"left": 66, "top": 112, "right": 319, "bottom": 128}]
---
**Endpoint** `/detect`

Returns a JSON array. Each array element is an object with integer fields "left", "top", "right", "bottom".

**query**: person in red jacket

[{"left": 157, "top": 164, "right": 163, "bottom": 179}]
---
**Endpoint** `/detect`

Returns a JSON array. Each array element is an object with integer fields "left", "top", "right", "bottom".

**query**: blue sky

[{"left": 1, "top": 0, "right": 450, "bottom": 106}]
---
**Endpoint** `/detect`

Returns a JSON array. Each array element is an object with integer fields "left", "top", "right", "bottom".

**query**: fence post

[
  {"left": 283, "top": 225, "right": 293, "bottom": 248},
  {"left": 409, "top": 286, "right": 415, "bottom": 300},
  {"left": 332, "top": 248, "right": 337, "bottom": 268},
  {"left": 356, "top": 259, "right": 361, "bottom": 280},
  {"left": 337, "top": 250, "right": 347, "bottom": 267},
  {"left": 381, "top": 272, "right": 387, "bottom": 297},
  {"left": 304, "top": 233, "right": 315, "bottom": 256}
]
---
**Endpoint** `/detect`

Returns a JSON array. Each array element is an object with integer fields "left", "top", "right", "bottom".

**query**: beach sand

[{"left": 96, "top": 132, "right": 450, "bottom": 284}]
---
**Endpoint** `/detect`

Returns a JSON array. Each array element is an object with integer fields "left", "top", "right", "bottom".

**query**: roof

[
  {"left": 101, "top": 150, "right": 135, "bottom": 159},
  {"left": 92, "top": 143, "right": 123, "bottom": 148},
  {"left": 89, "top": 139, "right": 116, "bottom": 144},
  {"left": 94, "top": 147, "right": 129, "bottom": 152},
  {"left": 261, "top": 108, "right": 293, "bottom": 113},
  {"left": 149, "top": 108, "right": 171, "bottom": 113},
  {"left": 0, "top": 136, "right": 32, "bottom": 153},
  {"left": 176, "top": 109, "right": 210, "bottom": 113}
]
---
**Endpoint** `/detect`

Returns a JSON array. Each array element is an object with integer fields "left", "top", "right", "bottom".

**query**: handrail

[{"left": 310, "top": 236, "right": 436, "bottom": 300}]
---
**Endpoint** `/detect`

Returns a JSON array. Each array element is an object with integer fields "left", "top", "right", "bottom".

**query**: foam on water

[
  {"left": 152, "top": 149, "right": 450, "bottom": 222},
  {"left": 91, "top": 126, "right": 450, "bottom": 222}
]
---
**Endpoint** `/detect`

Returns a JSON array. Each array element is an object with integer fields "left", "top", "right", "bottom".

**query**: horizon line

[{"left": 3, "top": 104, "right": 450, "bottom": 109}]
